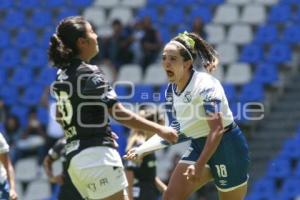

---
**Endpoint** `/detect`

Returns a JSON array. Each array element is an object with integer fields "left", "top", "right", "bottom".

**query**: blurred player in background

[
  {"left": 48, "top": 16, "right": 177, "bottom": 200},
  {"left": 0, "top": 132, "right": 17, "bottom": 200},
  {"left": 124, "top": 107, "right": 167, "bottom": 200},
  {"left": 126, "top": 32, "right": 250, "bottom": 200},
  {"left": 43, "top": 138, "right": 83, "bottom": 200}
]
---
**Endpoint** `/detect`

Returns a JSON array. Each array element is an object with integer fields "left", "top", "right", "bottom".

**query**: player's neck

[{"left": 176, "top": 70, "right": 193, "bottom": 94}]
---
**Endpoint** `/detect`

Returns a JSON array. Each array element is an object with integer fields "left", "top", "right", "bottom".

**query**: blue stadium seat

[
  {"left": 277, "top": 178, "right": 300, "bottom": 199},
  {"left": 294, "top": 162, "right": 300, "bottom": 177},
  {"left": 131, "top": 84, "right": 154, "bottom": 103},
  {"left": 0, "top": 0, "right": 13, "bottom": 9},
  {"left": 239, "top": 82, "right": 264, "bottom": 102},
  {"left": 280, "top": 139, "right": 300, "bottom": 159},
  {"left": 114, "top": 84, "right": 130, "bottom": 102},
  {"left": 266, "top": 158, "right": 291, "bottom": 179},
  {"left": 279, "top": 0, "right": 299, "bottom": 5},
  {"left": 0, "top": 69, "right": 6, "bottom": 87},
  {"left": 39, "top": 29, "right": 55, "bottom": 48},
  {"left": 43, "top": 0, "right": 66, "bottom": 8},
  {"left": 3, "top": 10, "right": 25, "bottom": 30},
  {"left": 0, "top": 49, "right": 21, "bottom": 67},
  {"left": 18, "top": 0, "right": 41, "bottom": 9},
  {"left": 111, "top": 124, "right": 128, "bottom": 156},
  {"left": 55, "top": 8, "right": 78, "bottom": 22},
  {"left": 162, "top": 7, "right": 185, "bottom": 25},
  {"left": 222, "top": 83, "right": 236, "bottom": 102},
  {"left": 253, "top": 25, "right": 278, "bottom": 45},
  {"left": 250, "top": 178, "right": 275, "bottom": 199},
  {"left": 20, "top": 85, "right": 44, "bottom": 106},
  {"left": 172, "top": 0, "right": 198, "bottom": 5},
  {"left": 71, "top": 0, "right": 93, "bottom": 7},
  {"left": 10, "top": 68, "right": 33, "bottom": 87},
  {"left": 136, "top": 7, "right": 160, "bottom": 23},
  {"left": 200, "top": 0, "right": 224, "bottom": 6},
  {"left": 293, "top": 9, "right": 300, "bottom": 22},
  {"left": 29, "top": 10, "right": 52, "bottom": 29},
  {"left": 37, "top": 106, "right": 49, "bottom": 126},
  {"left": 240, "top": 44, "right": 264, "bottom": 64},
  {"left": 10, "top": 105, "right": 29, "bottom": 127},
  {"left": 0, "top": 85, "right": 18, "bottom": 106},
  {"left": 25, "top": 48, "right": 48, "bottom": 67},
  {"left": 253, "top": 63, "right": 278, "bottom": 85},
  {"left": 159, "top": 27, "right": 172, "bottom": 44},
  {"left": 189, "top": 7, "right": 212, "bottom": 24},
  {"left": 36, "top": 68, "right": 57, "bottom": 87},
  {"left": 14, "top": 30, "right": 36, "bottom": 49},
  {"left": 266, "top": 44, "right": 291, "bottom": 64},
  {"left": 146, "top": 0, "right": 168, "bottom": 7},
  {"left": 281, "top": 25, "right": 300, "bottom": 44},
  {"left": 268, "top": 5, "right": 291, "bottom": 23},
  {"left": 0, "top": 31, "right": 10, "bottom": 48}
]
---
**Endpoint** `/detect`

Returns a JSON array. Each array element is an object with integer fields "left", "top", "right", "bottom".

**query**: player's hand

[
  {"left": 123, "top": 148, "right": 142, "bottom": 161},
  {"left": 9, "top": 189, "right": 18, "bottom": 200},
  {"left": 157, "top": 126, "right": 178, "bottom": 144},
  {"left": 49, "top": 174, "right": 64, "bottom": 185},
  {"left": 183, "top": 164, "right": 202, "bottom": 182}
]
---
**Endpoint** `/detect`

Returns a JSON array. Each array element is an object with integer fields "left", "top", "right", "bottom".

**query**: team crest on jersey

[{"left": 183, "top": 91, "right": 192, "bottom": 103}]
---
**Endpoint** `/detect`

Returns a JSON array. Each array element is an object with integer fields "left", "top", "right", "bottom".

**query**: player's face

[
  {"left": 162, "top": 43, "right": 190, "bottom": 84},
  {"left": 80, "top": 23, "right": 99, "bottom": 60},
  {"left": 86, "top": 23, "right": 99, "bottom": 57}
]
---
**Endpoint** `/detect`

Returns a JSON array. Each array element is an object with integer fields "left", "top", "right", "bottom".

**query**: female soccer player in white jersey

[
  {"left": 126, "top": 32, "right": 250, "bottom": 200},
  {"left": 0, "top": 133, "right": 17, "bottom": 200}
]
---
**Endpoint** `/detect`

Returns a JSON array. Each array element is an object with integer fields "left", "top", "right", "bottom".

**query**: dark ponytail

[
  {"left": 48, "top": 16, "right": 88, "bottom": 69},
  {"left": 173, "top": 32, "right": 219, "bottom": 72}
]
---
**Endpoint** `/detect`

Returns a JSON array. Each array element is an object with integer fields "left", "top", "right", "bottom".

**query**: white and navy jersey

[
  {"left": 165, "top": 70, "right": 234, "bottom": 139},
  {"left": 0, "top": 133, "right": 9, "bottom": 183}
]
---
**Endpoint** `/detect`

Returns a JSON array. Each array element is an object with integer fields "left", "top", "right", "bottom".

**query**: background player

[
  {"left": 0, "top": 132, "right": 18, "bottom": 200},
  {"left": 124, "top": 106, "right": 167, "bottom": 200}
]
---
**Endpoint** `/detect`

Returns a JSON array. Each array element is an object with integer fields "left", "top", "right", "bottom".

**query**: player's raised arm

[{"left": 109, "top": 102, "right": 178, "bottom": 144}]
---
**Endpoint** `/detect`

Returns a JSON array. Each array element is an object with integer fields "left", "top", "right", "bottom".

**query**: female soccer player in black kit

[
  {"left": 48, "top": 16, "right": 177, "bottom": 200},
  {"left": 124, "top": 107, "right": 167, "bottom": 200}
]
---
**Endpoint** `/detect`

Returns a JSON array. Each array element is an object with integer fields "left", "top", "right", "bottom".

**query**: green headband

[{"left": 178, "top": 31, "right": 195, "bottom": 49}]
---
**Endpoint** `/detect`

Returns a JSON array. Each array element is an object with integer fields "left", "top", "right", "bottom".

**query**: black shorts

[{"left": 134, "top": 182, "right": 159, "bottom": 200}]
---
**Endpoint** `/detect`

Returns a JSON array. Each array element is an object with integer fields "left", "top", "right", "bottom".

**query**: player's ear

[
  {"left": 77, "top": 37, "right": 88, "bottom": 48},
  {"left": 184, "top": 59, "right": 193, "bottom": 70}
]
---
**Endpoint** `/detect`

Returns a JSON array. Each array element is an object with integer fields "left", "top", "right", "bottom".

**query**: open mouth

[{"left": 166, "top": 70, "right": 174, "bottom": 77}]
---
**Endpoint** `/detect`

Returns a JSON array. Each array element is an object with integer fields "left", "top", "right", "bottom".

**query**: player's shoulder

[{"left": 77, "top": 63, "right": 101, "bottom": 75}]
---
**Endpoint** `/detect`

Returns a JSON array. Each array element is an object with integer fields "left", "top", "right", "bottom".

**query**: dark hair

[
  {"left": 48, "top": 16, "right": 88, "bottom": 69},
  {"left": 172, "top": 32, "right": 219, "bottom": 72}
]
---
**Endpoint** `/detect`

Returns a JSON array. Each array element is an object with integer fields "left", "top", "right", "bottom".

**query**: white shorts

[{"left": 68, "top": 146, "right": 128, "bottom": 199}]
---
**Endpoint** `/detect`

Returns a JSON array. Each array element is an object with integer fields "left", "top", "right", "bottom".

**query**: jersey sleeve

[
  {"left": 199, "top": 83, "right": 222, "bottom": 115},
  {"left": 0, "top": 133, "right": 9, "bottom": 154},
  {"left": 82, "top": 72, "right": 118, "bottom": 108}
]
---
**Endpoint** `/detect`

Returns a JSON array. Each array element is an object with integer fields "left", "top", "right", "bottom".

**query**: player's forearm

[
  {"left": 7, "top": 161, "right": 16, "bottom": 191},
  {"left": 155, "top": 176, "right": 167, "bottom": 193},
  {"left": 195, "top": 126, "right": 223, "bottom": 168},
  {"left": 110, "top": 104, "right": 164, "bottom": 135}
]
